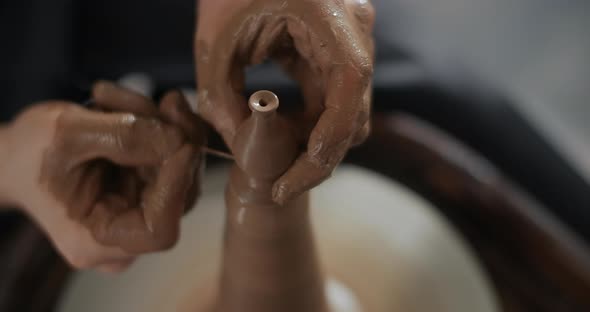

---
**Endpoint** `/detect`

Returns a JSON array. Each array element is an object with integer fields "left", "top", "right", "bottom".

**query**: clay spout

[
  {"left": 215, "top": 91, "right": 328, "bottom": 312},
  {"left": 232, "top": 90, "right": 298, "bottom": 181},
  {"left": 248, "top": 90, "right": 279, "bottom": 117}
]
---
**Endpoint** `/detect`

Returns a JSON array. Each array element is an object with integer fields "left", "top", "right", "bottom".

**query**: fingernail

[
  {"left": 174, "top": 90, "right": 192, "bottom": 113},
  {"left": 143, "top": 202, "right": 155, "bottom": 233},
  {"left": 95, "top": 80, "right": 114, "bottom": 91},
  {"left": 272, "top": 182, "right": 290, "bottom": 206},
  {"left": 92, "top": 80, "right": 116, "bottom": 97}
]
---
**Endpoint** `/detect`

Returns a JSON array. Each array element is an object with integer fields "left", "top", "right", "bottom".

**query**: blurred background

[
  {"left": 375, "top": 0, "right": 590, "bottom": 181},
  {"left": 1, "top": 0, "right": 589, "bottom": 311}
]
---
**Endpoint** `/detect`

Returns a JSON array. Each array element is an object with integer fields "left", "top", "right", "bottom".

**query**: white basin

[{"left": 59, "top": 165, "right": 499, "bottom": 312}]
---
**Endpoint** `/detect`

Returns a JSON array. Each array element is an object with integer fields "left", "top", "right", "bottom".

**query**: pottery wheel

[{"left": 58, "top": 165, "right": 498, "bottom": 312}]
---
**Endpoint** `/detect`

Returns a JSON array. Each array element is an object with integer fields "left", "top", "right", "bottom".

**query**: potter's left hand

[
  {"left": 1, "top": 82, "right": 205, "bottom": 273},
  {"left": 196, "top": 0, "right": 375, "bottom": 204}
]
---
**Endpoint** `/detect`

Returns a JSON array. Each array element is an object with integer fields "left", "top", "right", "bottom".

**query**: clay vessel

[{"left": 216, "top": 90, "right": 327, "bottom": 312}]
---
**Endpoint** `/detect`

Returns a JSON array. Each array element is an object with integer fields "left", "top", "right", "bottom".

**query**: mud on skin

[
  {"left": 34, "top": 82, "right": 205, "bottom": 266},
  {"left": 215, "top": 91, "right": 327, "bottom": 312},
  {"left": 195, "top": 0, "right": 376, "bottom": 205}
]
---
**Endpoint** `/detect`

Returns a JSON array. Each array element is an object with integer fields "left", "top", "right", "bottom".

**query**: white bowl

[{"left": 59, "top": 165, "right": 499, "bottom": 312}]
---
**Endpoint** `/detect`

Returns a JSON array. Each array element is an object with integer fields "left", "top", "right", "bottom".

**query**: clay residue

[
  {"left": 195, "top": 0, "right": 376, "bottom": 205},
  {"left": 213, "top": 91, "right": 328, "bottom": 312},
  {"left": 39, "top": 87, "right": 204, "bottom": 255}
]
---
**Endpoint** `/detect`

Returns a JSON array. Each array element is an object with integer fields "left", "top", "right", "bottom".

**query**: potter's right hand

[
  {"left": 0, "top": 83, "right": 204, "bottom": 273},
  {"left": 196, "top": 0, "right": 375, "bottom": 205}
]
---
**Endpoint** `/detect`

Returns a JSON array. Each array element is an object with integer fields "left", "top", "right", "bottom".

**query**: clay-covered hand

[
  {"left": 0, "top": 82, "right": 205, "bottom": 273},
  {"left": 196, "top": 0, "right": 375, "bottom": 204}
]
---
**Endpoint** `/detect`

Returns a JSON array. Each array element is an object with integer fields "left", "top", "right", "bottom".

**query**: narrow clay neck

[
  {"left": 215, "top": 91, "right": 327, "bottom": 312},
  {"left": 251, "top": 108, "right": 276, "bottom": 120}
]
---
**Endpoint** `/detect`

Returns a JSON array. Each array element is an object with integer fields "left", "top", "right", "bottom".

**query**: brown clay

[
  {"left": 215, "top": 91, "right": 327, "bottom": 312},
  {"left": 196, "top": 0, "right": 376, "bottom": 205},
  {"left": 34, "top": 87, "right": 205, "bottom": 256}
]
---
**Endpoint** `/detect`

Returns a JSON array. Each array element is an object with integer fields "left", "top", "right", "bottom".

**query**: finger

[
  {"left": 249, "top": 16, "right": 288, "bottom": 65},
  {"left": 352, "top": 120, "right": 371, "bottom": 146},
  {"left": 88, "top": 144, "right": 197, "bottom": 253},
  {"left": 58, "top": 108, "right": 184, "bottom": 166},
  {"left": 67, "top": 160, "right": 109, "bottom": 220},
  {"left": 271, "top": 6, "right": 374, "bottom": 204},
  {"left": 196, "top": 29, "right": 249, "bottom": 148},
  {"left": 292, "top": 73, "right": 324, "bottom": 142},
  {"left": 92, "top": 80, "right": 159, "bottom": 116},
  {"left": 183, "top": 183, "right": 200, "bottom": 215},
  {"left": 345, "top": 0, "right": 376, "bottom": 36},
  {"left": 273, "top": 65, "right": 371, "bottom": 205},
  {"left": 159, "top": 91, "right": 205, "bottom": 213},
  {"left": 119, "top": 169, "right": 142, "bottom": 208},
  {"left": 96, "top": 258, "right": 136, "bottom": 274},
  {"left": 351, "top": 82, "right": 373, "bottom": 146},
  {"left": 143, "top": 143, "right": 198, "bottom": 238},
  {"left": 274, "top": 54, "right": 324, "bottom": 142},
  {"left": 197, "top": 74, "right": 248, "bottom": 149},
  {"left": 67, "top": 250, "right": 134, "bottom": 271},
  {"left": 159, "top": 90, "right": 207, "bottom": 146},
  {"left": 60, "top": 225, "right": 135, "bottom": 270}
]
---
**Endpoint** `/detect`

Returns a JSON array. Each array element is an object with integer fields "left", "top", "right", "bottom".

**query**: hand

[
  {"left": 1, "top": 82, "right": 205, "bottom": 273},
  {"left": 195, "top": 0, "right": 375, "bottom": 204}
]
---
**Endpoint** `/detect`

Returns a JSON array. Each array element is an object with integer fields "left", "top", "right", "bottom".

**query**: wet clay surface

[
  {"left": 38, "top": 85, "right": 205, "bottom": 255},
  {"left": 215, "top": 91, "right": 327, "bottom": 312},
  {"left": 196, "top": 0, "right": 375, "bottom": 205}
]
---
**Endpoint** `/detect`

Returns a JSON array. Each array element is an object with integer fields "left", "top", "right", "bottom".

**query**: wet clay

[
  {"left": 214, "top": 91, "right": 327, "bottom": 312},
  {"left": 196, "top": 0, "right": 376, "bottom": 205},
  {"left": 37, "top": 91, "right": 203, "bottom": 255}
]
